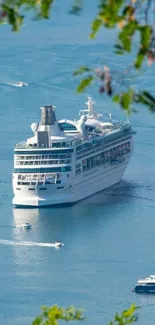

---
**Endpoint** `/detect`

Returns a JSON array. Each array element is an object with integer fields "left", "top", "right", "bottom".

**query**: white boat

[
  {"left": 54, "top": 241, "right": 64, "bottom": 248},
  {"left": 12, "top": 96, "right": 133, "bottom": 207},
  {"left": 16, "top": 222, "right": 31, "bottom": 229},
  {"left": 14, "top": 81, "right": 28, "bottom": 87},
  {"left": 134, "top": 275, "right": 155, "bottom": 293}
]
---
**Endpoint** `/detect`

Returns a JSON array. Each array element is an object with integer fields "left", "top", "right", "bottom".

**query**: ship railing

[{"left": 15, "top": 142, "right": 75, "bottom": 150}]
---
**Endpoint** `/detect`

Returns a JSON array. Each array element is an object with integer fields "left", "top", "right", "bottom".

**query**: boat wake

[
  {"left": 9, "top": 82, "right": 28, "bottom": 87},
  {"left": 0, "top": 239, "right": 62, "bottom": 248}
]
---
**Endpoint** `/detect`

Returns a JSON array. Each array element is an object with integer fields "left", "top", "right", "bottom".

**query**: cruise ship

[{"left": 12, "top": 97, "right": 133, "bottom": 207}]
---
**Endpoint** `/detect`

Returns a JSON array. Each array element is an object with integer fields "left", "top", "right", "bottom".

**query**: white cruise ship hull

[
  {"left": 12, "top": 97, "right": 133, "bottom": 208},
  {"left": 13, "top": 156, "right": 130, "bottom": 207}
]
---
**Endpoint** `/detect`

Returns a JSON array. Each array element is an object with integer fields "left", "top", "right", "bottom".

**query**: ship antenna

[{"left": 85, "top": 96, "right": 95, "bottom": 115}]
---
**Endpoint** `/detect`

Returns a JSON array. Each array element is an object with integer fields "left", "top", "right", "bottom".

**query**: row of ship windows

[
  {"left": 59, "top": 122, "right": 77, "bottom": 130},
  {"left": 24, "top": 142, "right": 74, "bottom": 148},
  {"left": 16, "top": 186, "right": 64, "bottom": 190},
  {"left": 104, "top": 128, "right": 130, "bottom": 144},
  {"left": 76, "top": 136, "right": 131, "bottom": 159},
  {"left": 75, "top": 143, "right": 130, "bottom": 174},
  {"left": 75, "top": 130, "right": 131, "bottom": 153},
  {"left": 15, "top": 154, "right": 72, "bottom": 160},
  {"left": 77, "top": 138, "right": 131, "bottom": 160},
  {"left": 14, "top": 149, "right": 74, "bottom": 155},
  {"left": 77, "top": 147, "right": 102, "bottom": 160},
  {"left": 17, "top": 173, "right": 61, "bottom": 180},
  {"left": 104, "top": 136, "right": 131, "bottom": 149},
  {"left": 17, "top": 180, "right": 61, "bottom": 185},
  {"left": 76, "top": 142, "right": 100, "bottom": 153},
  {"left": 51, "top": 142, "right": 73, "bottom": 148},
  {"left": 15, "top": 159, "right": 71, "bottom": 166},
  {"left": 14, "top": 166, "right": 72, "bottom": 173}
]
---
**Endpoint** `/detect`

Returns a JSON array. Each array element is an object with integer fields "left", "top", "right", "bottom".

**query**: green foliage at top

[
  {"left": 30, "top": 304, "right": 139, "bottom": 325},
  {"left": 0, "top": 0, "right": 54, "bottom": 31},
  {"left": 71, "top": 0, "right": 155, "bottom": 113},
  {"left": 0, "top": 0, "right": 155, "bottom": 113}
]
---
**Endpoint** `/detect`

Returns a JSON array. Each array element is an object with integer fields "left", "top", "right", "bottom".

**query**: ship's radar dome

[{"left": 31, "top": 123, "right": 38, "bottom": 133}]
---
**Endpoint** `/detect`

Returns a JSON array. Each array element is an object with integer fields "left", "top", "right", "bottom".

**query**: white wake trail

[{"left": 0, "top": 239, "right": 59, "bottom": 248}]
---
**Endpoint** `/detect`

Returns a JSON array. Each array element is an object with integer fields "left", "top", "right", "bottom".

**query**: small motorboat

[
  {"left": 16, "top": 222, "right": 31, "bottom": 229},
  {"left": 134, "top": 275, "right": 155, "bottom": 293},
  {"left": 14, "top": 81, "right": 28, "bottom": 87},
  {"left": 54, "top": 241, "right": 64, "bottom": 248}
]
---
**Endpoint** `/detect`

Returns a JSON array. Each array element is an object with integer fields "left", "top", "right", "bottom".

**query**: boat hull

[
  {"left": 134, "top": 285, "right": 155, "bottom": 294},
  {"left": 13, "top": 156, "right": 131, "bottom": 208}
]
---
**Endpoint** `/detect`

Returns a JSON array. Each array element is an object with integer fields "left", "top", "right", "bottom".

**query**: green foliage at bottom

[
  {"left": 31, "top": 305, "right": 86, "bottom": 325},
  {"left": 31, "top": 304, "right": 139, "bottom": 325}
]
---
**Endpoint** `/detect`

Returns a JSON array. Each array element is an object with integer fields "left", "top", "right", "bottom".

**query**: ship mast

[{"left": 85, "top": 96, "right": 96, "bottom": 116}]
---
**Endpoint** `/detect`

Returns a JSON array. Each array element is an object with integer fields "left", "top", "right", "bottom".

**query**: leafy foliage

[
  {"left": 71, "top": 0, "right": 155, "bottom": 113},
  {"left": 31, "top": 305, "right": 85, "bottom": 325},
  {"left": 30, "top": 304, "right": 139, "bottom": 325},
  {"left": 90, "top": 18, "right": 102, "bottom": 39},
  {"left": 73, "top": 66, "right": 92, "bottom": 76},
  {"left": 111, "top": 304, "right": 139, "bottom": 325},
  {"left": 1, "top": 0, "right": 155, "bottom": 113},
  {"left": 113, "top": 90, "right": 133, "bottom": 113},
  {"left": 76, "top": 75, "right": 94, "bottom": 92},
  {"left": 0, "top": 0, "right": 54, "bottom": 31}
]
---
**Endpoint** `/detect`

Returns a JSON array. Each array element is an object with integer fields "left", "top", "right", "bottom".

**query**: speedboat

[
  {"left": 15, "top": 81, "right": 28, "bottom": 87},
  {"left": 54, "top": 241, "right": 64, "bottom": 248},
  {"left": 16, "top": 222, "right": 31, "bottom": 229},
  {"left": 134, "top": 275, "right": 155, "bottom": 293}
]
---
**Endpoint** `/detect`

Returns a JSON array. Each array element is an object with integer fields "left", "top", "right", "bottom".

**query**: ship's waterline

[{"left": 12, "top": 97, "right": 133, "bottom": 207}]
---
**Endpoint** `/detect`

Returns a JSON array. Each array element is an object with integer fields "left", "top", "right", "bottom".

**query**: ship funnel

[{"left": 40, "top": 105, "right": 56, "bottom": 126}]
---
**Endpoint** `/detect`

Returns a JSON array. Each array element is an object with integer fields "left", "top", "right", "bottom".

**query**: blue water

[{"left": 0, "top": 2, "right": 155, "bottom": 325}]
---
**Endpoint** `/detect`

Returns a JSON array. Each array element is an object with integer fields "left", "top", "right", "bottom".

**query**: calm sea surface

[{"left": 0, "top": 2, "right": 155, "bottom": 325}]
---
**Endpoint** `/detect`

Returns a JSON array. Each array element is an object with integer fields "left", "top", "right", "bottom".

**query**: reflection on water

[
  {"left": 136, "top": 293, "right": 155, "bottom": 313},
  {"left": 10, "top": 179, "right": 135, "bottom": 266},
  {"left": 12, "top": 207, "right": 63, "bottom": 268},
  {"left": 13, "top": 179, "right": 136, "bottom": 236},
  {"left": 13, "top": 208, "right": 39, "bottom": 226}
]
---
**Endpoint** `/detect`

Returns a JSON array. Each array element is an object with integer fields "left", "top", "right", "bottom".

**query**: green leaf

[
  {"left": 118, "top": 20, "right": 138, "bottom": 52},
  {"left": 90, "top": 18, "right": 102, "bottom": 39},
  {"left": 134, "top": 26, "right": 152, "bottom": 69},
  {"left": 134, "top": 50, "right": 145, "bottom": 69},
  {"left": 140, "top": 91, "right": 155, "bottom": 111},
  {"left": 113, "top": 94, "right": 120, "bottom": 103},
  {"left": 77, "top": 75, "right": 94, "bottom": 93},
  {"left": 115, "top": 313, "right": 121, "bottom": 322},
  {"left": 40, "top": 0, "right": 52, "bottom": 19},
  {"left": 122, "top": 304, "right": 138, "bottom": 318},
  {"left": 120, "top": 89, "right": 133, "bottom": 112},
  {"left": 98, "top": 0, "right": 124, "bottom": 28},
  {"left": 108, "top": 321, "right": 113, "bottom": 325},
  {"left": 122, "top": 5, "right": 135, "bottom": 17},
  {"left": 139, "top": 25, "right": 152, "bottom": 51},
  {"left": 73, "top": 66, "right": 91, "bottom": 76},
  {"left": 114, "top": 43, "right": 124, "bottom": 55},
  {"left": 31, "top": 316, "right": 43, "bottom": 325}
]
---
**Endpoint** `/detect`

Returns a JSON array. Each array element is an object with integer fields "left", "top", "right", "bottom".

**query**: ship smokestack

[
  {"left": 40, "top": 105, "right": 56, "bottom": 126},
  {"left": 37, "top": 104, "right": 63, "bottom": 148}
]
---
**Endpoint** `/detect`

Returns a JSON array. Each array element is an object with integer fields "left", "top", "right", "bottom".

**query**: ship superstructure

[{"left": 12, "top": 97, "right": 133, "bottom": 207}]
